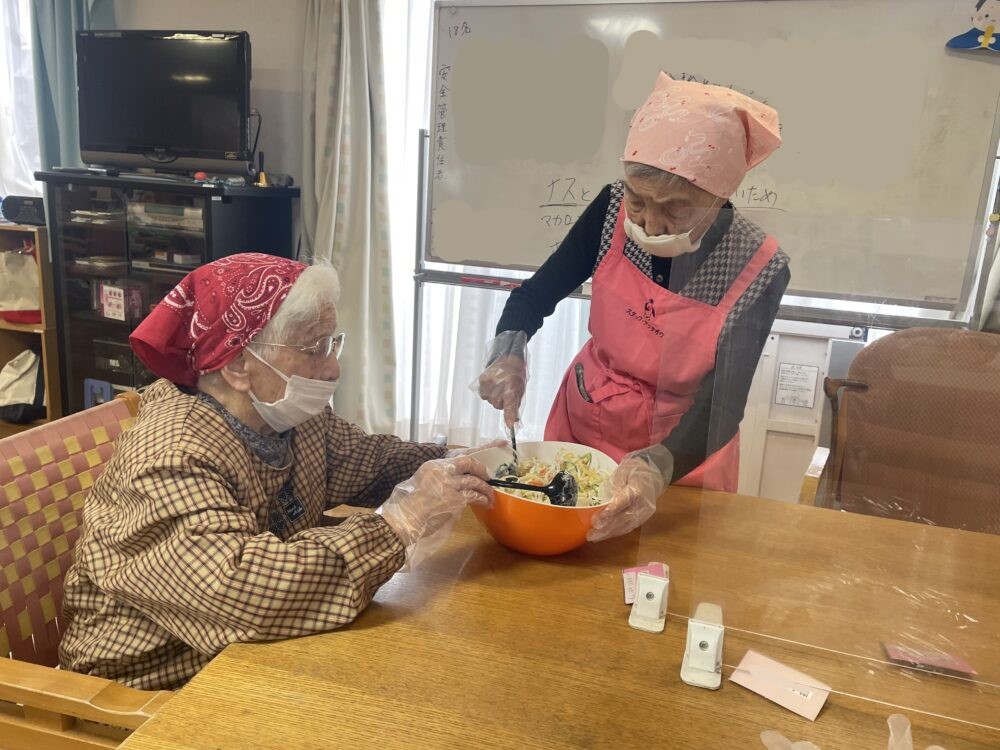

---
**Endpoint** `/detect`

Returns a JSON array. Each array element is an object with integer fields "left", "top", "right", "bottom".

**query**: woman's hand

[
  {"left": 475, "top": 330, "right": 529, "bottom": 429},
  {"left": 588, "top": 446, "right": 673, "bottom": 542},
  {"left": 380, "top": 456, "right": 494, "bottom": 569},
  {"left": 477, "top": 356, "right": 527, "bottom": 428},
  {"left": 445, "top": 439, "right": 509, "bottom": 458}
]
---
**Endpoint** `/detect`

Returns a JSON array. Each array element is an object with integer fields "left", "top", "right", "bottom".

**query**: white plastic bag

[
  {"left": 0, "top": 350, "right": 40, "bottom": 407},
  {"left": 0, "top": 242, "right": 40, "bottom": 313}
]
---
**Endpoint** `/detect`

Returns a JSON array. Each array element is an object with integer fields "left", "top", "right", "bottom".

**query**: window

[{"left": 0, "top": 0, "right": 41, "bottom": 197}]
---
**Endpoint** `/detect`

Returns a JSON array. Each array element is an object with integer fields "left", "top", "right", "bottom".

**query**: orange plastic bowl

[{"left": 469, "top": 441, "right": 617, "bottom": 556}]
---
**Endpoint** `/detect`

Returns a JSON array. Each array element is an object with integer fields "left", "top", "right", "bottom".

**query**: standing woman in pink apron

[{"left": 478, "top": 73, "right": 788, "bottom": 542}]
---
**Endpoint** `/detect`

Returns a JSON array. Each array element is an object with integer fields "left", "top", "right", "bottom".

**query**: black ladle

[{"left": 488, "top": 471, "right": 579, "bottom": 507}]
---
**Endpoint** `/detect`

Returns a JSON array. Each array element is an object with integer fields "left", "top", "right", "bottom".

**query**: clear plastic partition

[{"left": 637, "top": 235, "right": 1000, "bottom": 732}]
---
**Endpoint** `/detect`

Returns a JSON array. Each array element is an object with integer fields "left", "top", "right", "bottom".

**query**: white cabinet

[{"left": 738, "top": 319, "right": 866, "bottom": 502}]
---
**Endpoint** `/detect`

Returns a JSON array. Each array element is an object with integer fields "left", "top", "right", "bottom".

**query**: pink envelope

[
  {"left": 883, "top": 643, "right": 977, "bottom": 678},
  {"left": 730, "top": 650, "right": 831, "bottom": 721}
]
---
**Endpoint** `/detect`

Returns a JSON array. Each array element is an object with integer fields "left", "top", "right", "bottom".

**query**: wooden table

[{"left": 121, "top": 488, "right": 1000, "bottom": 749}]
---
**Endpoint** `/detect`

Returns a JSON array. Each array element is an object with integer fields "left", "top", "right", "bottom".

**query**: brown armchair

[
  {"left": 818, "top": 328, "right": 1000, "bottom": 534},
  {"left": 0, "top": 392, "right": 172, "bottom": 749}
]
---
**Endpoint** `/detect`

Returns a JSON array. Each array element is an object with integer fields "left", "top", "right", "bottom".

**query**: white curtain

[
  {"left": 406, "top": 283, "right": 591, "bottom": 447},
  {"left": 979, "top": 244, "right": 1000, "bottom": 331},
  {"left": 302, "top": 0, "right": 396, "bottom": 434},
  {"left": 977, "top": 152, "right": 1000, "bottom": 331},
  {"left": 381, "top": 0, "right": 591, "bottom": 446},
  {"left": 0, "top": 0, "right": 40, "bottom": 197}
]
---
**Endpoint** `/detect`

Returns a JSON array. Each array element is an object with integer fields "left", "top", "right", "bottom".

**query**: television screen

[{"left": 76, "top": 31, "right": 250, "bottom": 165}]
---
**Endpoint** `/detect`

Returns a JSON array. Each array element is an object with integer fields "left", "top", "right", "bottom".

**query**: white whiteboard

[{"left": 428, "top": 0, "right": 1000, "bottom": 305}]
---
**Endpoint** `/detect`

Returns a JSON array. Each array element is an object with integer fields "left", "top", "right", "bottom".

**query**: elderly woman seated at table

[{"left": 59, "top": 253, "right": 493, "bottom": 691}]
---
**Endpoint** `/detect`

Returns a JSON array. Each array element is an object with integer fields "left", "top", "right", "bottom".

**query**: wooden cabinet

[{"left": 0, "top": 223, "right": 62, "bottom": 438}]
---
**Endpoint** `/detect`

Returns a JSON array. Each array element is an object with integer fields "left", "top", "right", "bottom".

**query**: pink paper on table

[
  {"left": 883, "top": 643, "right": 977, "bottom": 677},
  {"left": 730, "top": 650, "right": 831, "bottom": 721},
  {"left": 621, "top": 562, "right": 668, "bottom": 604}
]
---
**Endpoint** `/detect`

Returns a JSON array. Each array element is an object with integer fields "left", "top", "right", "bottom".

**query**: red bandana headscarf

[{"left": 130, "top": 253, "right": 307, "bottom": 387}]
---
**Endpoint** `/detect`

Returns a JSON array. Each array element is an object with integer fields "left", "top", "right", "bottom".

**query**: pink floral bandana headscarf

[{"left": 622, "top": 72, "right": 782, "bottom": 199}]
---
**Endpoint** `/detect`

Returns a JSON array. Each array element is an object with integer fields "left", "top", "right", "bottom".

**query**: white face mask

[
  {"left": 623, "top": 201, "right": 720, "bottom": 258},
  {"left": 245, "top": 348, "right": 339, "bottom": 432}
]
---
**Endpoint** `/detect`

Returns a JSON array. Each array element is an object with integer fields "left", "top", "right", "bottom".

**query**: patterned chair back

[
  {"left": 829, "top": 328, "right": 1000, "bottom": 534},
  {"left": 0, "top": 394, "right": 139, "bottom": 665}
]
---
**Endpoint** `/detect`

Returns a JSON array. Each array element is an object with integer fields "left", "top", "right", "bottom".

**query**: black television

[{"left": 76, "top": 30, "right": 251, "bottom": 174}]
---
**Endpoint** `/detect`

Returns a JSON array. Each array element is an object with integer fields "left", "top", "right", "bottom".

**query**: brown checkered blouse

[{"left": 59, "top": 380, "right": 444, "bottom": 690}]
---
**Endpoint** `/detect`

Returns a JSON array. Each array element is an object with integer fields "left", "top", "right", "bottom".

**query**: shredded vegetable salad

[{"left": 495, "top": 449, "right": 611, "bottom": 507}]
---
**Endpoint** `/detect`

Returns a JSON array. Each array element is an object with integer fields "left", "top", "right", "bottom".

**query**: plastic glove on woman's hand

[
  {"left": 445, "top": 439, "right": 509, "bottom": 459},
  {"left": 476, "top": 330, "right": 529, "bottom": 429},
  {"left": 379, "top": 456, "right": 493, "bottom": 569},
  {"left": 587, "top": 445, "right": 672, "bottom": 542}
]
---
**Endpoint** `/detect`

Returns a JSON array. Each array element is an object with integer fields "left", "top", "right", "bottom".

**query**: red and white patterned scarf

[{"left": 131, "top": 253, "right": 306, "bottom": 387}]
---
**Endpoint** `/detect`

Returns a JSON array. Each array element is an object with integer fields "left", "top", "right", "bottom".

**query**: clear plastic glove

[
  {"left": 760, "top": 733, "right": 822, "bottom": 750},
  {"left": 379, "top": 456, "right": 494, "bottom": 570},
  {"left": 445, "top": 438, "right": 509, "bottom": 459},
  {"left": 475, "top": 330, "right": 529, "bottom": 429},
  {"left": 587, "top": 444, "right": 673, "bottom": 542},
  {"left": 887, "top": 714, "right": 946, "bottom": 750},
  {"left": 760, "top": 714, "right": 947, "bottom": 750}
]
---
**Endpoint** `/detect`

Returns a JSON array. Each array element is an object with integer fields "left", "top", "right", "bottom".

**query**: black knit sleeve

[
  {"left": 661, "top": 264, "right": 790, "bottom": 481},
  {"left": 495, "top": 185, "right": 612, "bottom": 339}
]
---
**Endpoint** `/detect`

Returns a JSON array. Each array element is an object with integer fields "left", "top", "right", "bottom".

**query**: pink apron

[{"left": 544, "top": 203, "right": 779, "bottom": 492}]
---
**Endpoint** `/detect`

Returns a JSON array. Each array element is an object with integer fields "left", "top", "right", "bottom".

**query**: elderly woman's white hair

[
  {"left": 623, "top": 161, "right": 692, "bottom": 194},
  {"left": 254, "top": 262, "right": 341, "bottom": 355},
  {"left": 197, "top": 262, "right": 340, "bottom": 387}
]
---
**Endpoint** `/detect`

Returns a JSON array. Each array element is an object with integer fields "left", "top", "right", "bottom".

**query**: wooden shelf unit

[
  {"left": 0, "top": 222, "right": 62, "bottom": 436},
  {"left": 36, "top": 170, "right": 298, "bottom": 414}
]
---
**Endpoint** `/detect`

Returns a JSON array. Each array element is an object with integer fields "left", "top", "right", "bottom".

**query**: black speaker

[{"left": 1, "top": 195, "right": 46, "bottom": 226}]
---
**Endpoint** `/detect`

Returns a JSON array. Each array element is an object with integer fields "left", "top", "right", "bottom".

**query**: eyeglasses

[{"left": 252, "top": 332, "right": 346, "bottom": 358}]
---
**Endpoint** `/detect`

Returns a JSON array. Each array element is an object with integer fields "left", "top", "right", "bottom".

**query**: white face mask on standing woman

[
  {"left": 245, "top": 347, "right": 340, "bottom": 432},
  {"left": 623, "top": 200, "right": 720, "bottom": 258}
]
